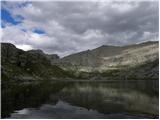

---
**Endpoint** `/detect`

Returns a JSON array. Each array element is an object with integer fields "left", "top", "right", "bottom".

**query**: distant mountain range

[{"left": 1, "top": 41, "right": 159, "bottom": 82}]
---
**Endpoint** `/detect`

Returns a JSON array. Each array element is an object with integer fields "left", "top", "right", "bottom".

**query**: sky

[{"left": 1, "top": 0, "right": 159, "bottom": 57}]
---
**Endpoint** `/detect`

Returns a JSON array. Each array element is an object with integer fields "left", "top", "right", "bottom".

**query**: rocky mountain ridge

[
  {"left": 1, "top": 41, "right": 159, "bottom": 81},
  {"left": 59, "top": 41, "right": 158, "bottom": 72},
  {"left": 1, "top": 43, "right": 72, "bottom": 84}
]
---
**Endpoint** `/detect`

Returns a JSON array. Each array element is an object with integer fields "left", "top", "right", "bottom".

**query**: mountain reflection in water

[
  {"left": 2, "top": 80, "right": 159, "bottom": 119},
  {"left": 8, "top": 100, "right": 155, "bottom": 119}
]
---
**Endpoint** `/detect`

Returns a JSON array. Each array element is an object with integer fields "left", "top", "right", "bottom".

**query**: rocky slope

[
  {"left": 60, "top": 41, "right": 159, "bottom": 72},
  {"left": 1, "top": 43, "right": 71, "bottom": 84},
  {"left": 27, "top": 49, "right": 60, "bottom": 64},
  {"left": 1, "top": 41, "right": 159, "bottom": 81}
]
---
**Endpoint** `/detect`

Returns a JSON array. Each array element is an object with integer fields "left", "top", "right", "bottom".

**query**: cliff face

[{"left": 60, "top": 41, "right": 159, "bottom": 72}]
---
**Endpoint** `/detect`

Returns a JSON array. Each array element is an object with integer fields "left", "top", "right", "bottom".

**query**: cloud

[
  {"left": 1, "top": 1, "right": 159, "bottom": 57},
  {"left": 16, "top": 44, "right": 33, "bottom": 51}
]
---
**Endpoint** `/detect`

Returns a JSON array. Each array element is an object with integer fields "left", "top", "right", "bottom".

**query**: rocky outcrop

[
  {"left": 1, "top": 43, "right": 51, "bottom": 67},
  {"left": 1, "top": 43, "right": 24, "bottom": 65},
  {"left": 27, "top": 49, "right": 60, "bottom": 65},
  {"left": 45, "top": 54, "right": 60, "bottom": 65}
]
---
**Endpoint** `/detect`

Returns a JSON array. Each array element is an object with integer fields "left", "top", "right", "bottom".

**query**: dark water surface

[{"left": 2, "top": 80, "right": 159, "bottom": 119}]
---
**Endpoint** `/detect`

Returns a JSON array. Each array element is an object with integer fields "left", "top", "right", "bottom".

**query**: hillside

[
  {"left": 60, "top": 41, "right": 159, "bottom": 72},
  {"left": 1, "top": 43, "right": 71, "bottom": 84},
  {"left": 1, "top": 41, "right": 159, "bottom": 81}
]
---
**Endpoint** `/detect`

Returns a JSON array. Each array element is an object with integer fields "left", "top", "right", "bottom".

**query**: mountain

[
  {"left": 2, "top": 42, "right": 158, "bottom": 119},
  {"left": 1, "top": 43, "right": 71, "bottom": 84},
  {"left": 60, "top": 41, "right": 159, "bottom": 72},
  {"left": 27, "top": 49, "right": 60, "bottom": 64},
  {"left": 1, "top": 41, "right": 159, "bottom": 81}
]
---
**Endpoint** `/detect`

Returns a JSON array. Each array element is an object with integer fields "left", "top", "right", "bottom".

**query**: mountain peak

[
  {"left": 139, "top": 41, "right": 158, "bottom": 45},
  {"left": 27, "top": 49, "right": 44, "bottom": 54},
  {"left": 1, "top": 42, "right": 17, "bottom": 48}
]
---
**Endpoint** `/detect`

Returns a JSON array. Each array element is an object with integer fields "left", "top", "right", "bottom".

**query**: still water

[{"left": 2, "top": 80, "right": 159, "bottom": 119}]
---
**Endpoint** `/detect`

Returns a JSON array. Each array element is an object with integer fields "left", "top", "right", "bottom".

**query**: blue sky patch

[
  {"left": 14, "top": 15, "right": 24, "bottom": 22},
  {"left": 1, "top": 8, "right": 23, "bottom": 27},
  {"left": 33, "top": 28, "right": 46, "bottom": 34}
]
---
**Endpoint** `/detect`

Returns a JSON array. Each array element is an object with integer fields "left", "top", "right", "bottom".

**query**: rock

[
  {"left": 1, "top": 43, "right": 68, "bottom": 81},
  {"left": 45, "top": 54, "right": 60, "bottom": 65},
  {"left": 59, "top": 41, "right": 158, "bottom": 72}
]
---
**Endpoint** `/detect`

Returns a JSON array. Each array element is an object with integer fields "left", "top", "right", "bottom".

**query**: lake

[{"left": 2, "top": 80, "right": 159, "bottom": 119}]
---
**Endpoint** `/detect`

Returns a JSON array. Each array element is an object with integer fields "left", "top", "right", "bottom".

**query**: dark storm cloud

[{"left": 54, "top": 1, "right": 158, "bottom": 34}]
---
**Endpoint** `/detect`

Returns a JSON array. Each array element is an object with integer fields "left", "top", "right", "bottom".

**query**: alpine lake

[{"left": 2, "top": 79, "right": 159, "bottom": 119}]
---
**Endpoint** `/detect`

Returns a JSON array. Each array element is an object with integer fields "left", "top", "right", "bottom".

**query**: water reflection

[
  {"left": 9, "top": 100, "right": 155, "bottom": 119},
  {"left": 59, "top": 82, "right": 158, "bottom": 117},
  {"left": 9, "top": 101, "right": 108, "bottom": 119},
  {"left": 2, "top": 80, "right": 159, "bottom": 119}
]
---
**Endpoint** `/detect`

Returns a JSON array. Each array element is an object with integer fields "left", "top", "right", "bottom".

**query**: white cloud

[
  {"left": 1, "top": 1, "right": 158, "bottom": 57},
  {"left": 16, "top": 44, "right": 33, "bottom": 51}
]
